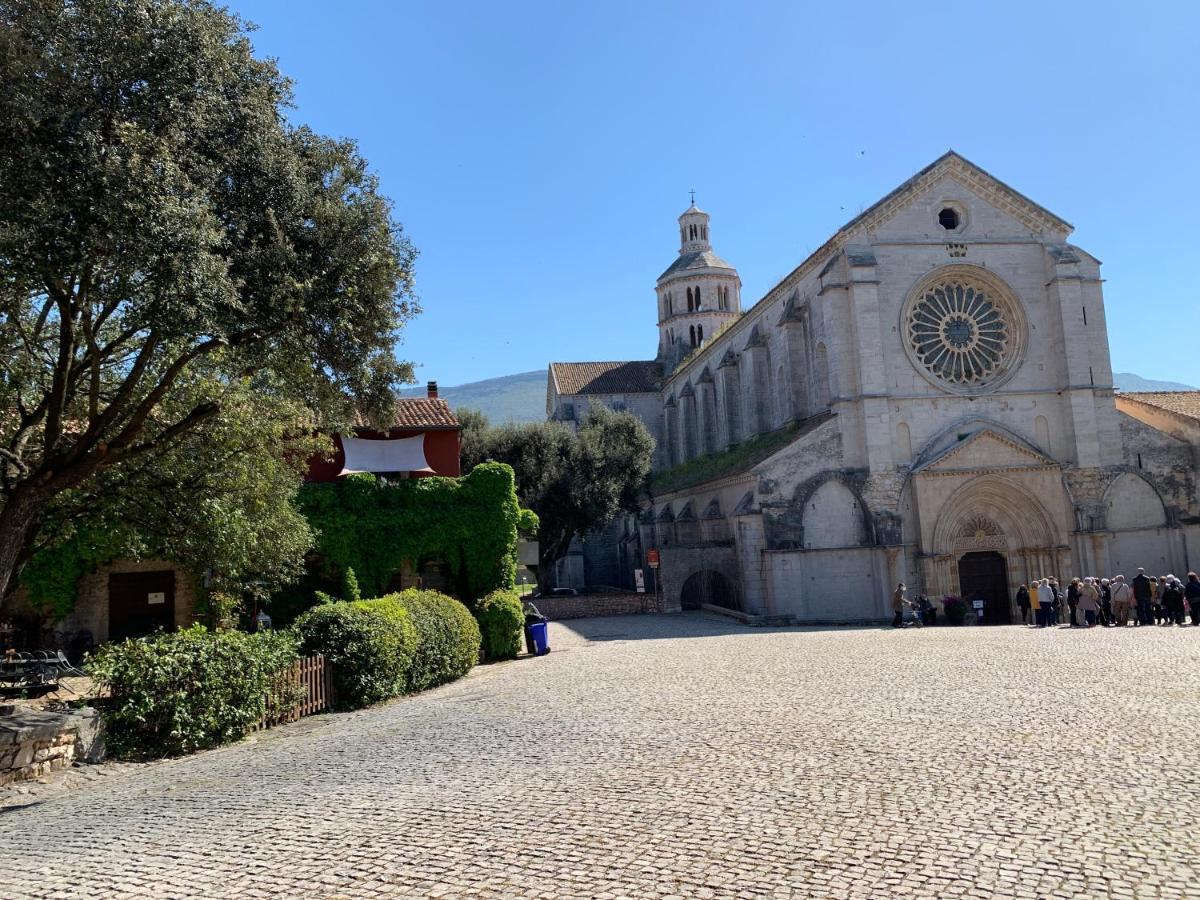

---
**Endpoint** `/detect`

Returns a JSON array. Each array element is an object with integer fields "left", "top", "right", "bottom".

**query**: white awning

[{"left": 339, "top": 434, "right": 432, "bottom": 475}]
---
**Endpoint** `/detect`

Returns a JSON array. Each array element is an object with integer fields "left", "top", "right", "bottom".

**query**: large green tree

[
  {"left": 0, "top": 0, "right": 417, "bottom": 603},
  {"left": 461, "top": 407, "right": 654, "bottom": 590}
]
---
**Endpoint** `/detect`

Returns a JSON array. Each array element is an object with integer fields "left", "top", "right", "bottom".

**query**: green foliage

[
  {"left": 342, "top": 567, "right": 363, "bottom": 602},
  {"left": 0, "top": 0, "right": 418, "bottom": 603},
  {"left": 20, "top": 527, "right": 136, "bottom": 619},
  {"left": 88, "top": 626, "right": 299, "bottom": 758},
  {"left": 475, "top": 590, "right": 525, "bottom": 661},
  {"left": 292, "top": 601, "right": 416, "bottom": 709},
  {"left": 197, "top": 591, "right": 244, "bottom": 632},
  {"left": 462, "top": 407, "right": 654, "bottom": 588},
  {"left": 384, "top": 590, "right": 481, "bottom": 692},
  {"left": 298, "top": 463, "right": 527, "bottom": 602},
  {"left": 650, "top": 419, "right": 806, "bottom": 495},
  {"left": 18, "top": 380, "right": 320, "bottom": 616}
]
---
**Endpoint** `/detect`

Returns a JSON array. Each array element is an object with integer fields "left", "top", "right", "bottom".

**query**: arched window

[
  {"left": 697, "top": 325, "right": 704, "bottom": 343},
  {"left": 702, "top": 225, "right": 707, "bottom": 240},
  {"left": 695, "top": 286, "right": 701, "bottom": 309},
  {"left": 689, "top": 325, "right": 697, "bottom": 347}
]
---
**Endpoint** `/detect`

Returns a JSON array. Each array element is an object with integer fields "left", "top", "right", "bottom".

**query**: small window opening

[
  {"left": 1089, "top": 366, "right": 1094, "bottom": 386},
  {"left": 938, "top": 207, "right": 960, "bottom": 230},
  {"left": 697, "top": 325, "right": 704, "bottom": 343},
  {"left": 1082, "top": 305, "right": 1088, "bottom": 326},
  {"left": 1137, "top": 453, "right": 1143, "bottom": 469}
]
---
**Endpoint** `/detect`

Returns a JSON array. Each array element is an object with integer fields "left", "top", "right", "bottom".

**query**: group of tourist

[
  {"left": 890, "top": 570, "right": 1200, "bottom": 628},
  {"left": 1013, "top": 569, "right": 1200, "bottom": 628}
]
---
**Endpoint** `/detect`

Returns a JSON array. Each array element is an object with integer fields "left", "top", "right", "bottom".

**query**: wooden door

[
  {"left": 957, "top": 552, "right": 1011, "bottom": 625},
  {"left": 108, "top": 571, "right": 176, "bottom": 642}
]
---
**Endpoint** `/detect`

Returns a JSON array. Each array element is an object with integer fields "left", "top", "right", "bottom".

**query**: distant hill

[
  {"left": 404, "top": 369, "right": 1195, "bottom": 426},
  {"left": 403, "top": 370, "right": 546, "bottom": 423},
  {"left": 1113, "top": 372, "right": 1196, "bottom": 392}
]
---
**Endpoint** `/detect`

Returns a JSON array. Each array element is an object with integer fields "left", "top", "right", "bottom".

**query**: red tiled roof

[
  {"left": 388, "top": 397, "right": 459, "bottom": 429},
  {"left": 551, "top": 361, "right": 662, "bottom": 395},
  {"left": 1118, "top": 391, "right": 1200, "bottom": 424}
]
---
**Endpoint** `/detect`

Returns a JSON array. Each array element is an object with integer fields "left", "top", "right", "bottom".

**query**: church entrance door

[{"left": 957, "top": 551, "right": 1011, "bottom": 625}]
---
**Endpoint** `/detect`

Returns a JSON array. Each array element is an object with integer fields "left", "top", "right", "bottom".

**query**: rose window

[{"left": 907, "top": 279, "right": 1012, "bottom": 387}]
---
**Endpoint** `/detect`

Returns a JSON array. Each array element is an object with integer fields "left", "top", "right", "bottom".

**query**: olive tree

[{"left": 0, "top": 0, "right": 418, "bottom": 603}]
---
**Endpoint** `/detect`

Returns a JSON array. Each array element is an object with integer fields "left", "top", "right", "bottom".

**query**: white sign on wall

[
  {"left": 634, "top": 569, "right": 645, "bottom": 593},
  {"left": 147, "top": 592, "right": 166, "bottom": 605}
]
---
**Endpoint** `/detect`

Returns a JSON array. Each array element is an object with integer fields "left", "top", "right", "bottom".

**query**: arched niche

[
  {"left": 1104, "top": 473, "right": 1166, "bottom": 530},
  {"left": 802, "top": 479, "right": 867, "bottom": 549}
]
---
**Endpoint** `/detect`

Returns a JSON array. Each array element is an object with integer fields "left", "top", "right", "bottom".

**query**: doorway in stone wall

[{"left": 957, "top": 551, "right": 1011, "bottom": 624}]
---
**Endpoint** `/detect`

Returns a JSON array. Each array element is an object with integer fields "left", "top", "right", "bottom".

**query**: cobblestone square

[{"left": 3, "top": 614, "right": 1199, "bottom": 898}]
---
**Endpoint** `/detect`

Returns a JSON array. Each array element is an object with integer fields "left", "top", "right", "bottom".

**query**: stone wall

[
  {"left": 532, "top": 592, "right": 656, "bottom": 620},
  {"left": 0, "top": 708, "right": 104, "bottom": 787}
]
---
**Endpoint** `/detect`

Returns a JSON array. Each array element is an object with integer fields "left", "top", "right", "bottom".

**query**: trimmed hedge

[
  {"left": 293, "top": 601, "right": 416, "bottom": 709},
  {"left": 475, "top": 590, "right": 525, "bottom": 661},
  {"left": 89, "top": 626, "right": 299, "bottom": 758},
  {"left": 382, "top": 589, "right": 481, "bottom": 692}
]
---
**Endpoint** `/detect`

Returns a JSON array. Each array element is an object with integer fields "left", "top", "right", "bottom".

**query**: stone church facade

[{"left": 548, "top": 152, "right": 1199, "bottom": 622}]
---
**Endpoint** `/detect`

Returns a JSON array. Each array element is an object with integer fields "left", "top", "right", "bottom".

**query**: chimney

[{"left": 427, "top": 380, "right": 438, "bottom": 399}]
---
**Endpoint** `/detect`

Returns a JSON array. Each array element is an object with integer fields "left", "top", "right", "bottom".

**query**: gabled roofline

[{"left": 666, "top": 151, "right": 1075, "bottom": 387}]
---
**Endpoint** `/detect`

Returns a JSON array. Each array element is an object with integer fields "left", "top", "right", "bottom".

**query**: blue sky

[{"left": 230, "top": 1, "right": 1199, "bottom": 387}]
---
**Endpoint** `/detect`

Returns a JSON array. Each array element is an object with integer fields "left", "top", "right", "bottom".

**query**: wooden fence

[{"left": 253, "top": 654, "right": 334, "bottom": 731}]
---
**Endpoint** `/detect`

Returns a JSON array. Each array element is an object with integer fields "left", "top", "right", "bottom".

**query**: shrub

[
  {"left": 384, "top": 589, "right": 481, "bottom": 691},
  {"left": 475, "top": 590, "right": 525, "bottom": 661},
  {"left": 89, "top": 626, "right": 298, "bottom": 758},
  {"left": 293, "top": 601, "right": 416, "bottom": 709}
]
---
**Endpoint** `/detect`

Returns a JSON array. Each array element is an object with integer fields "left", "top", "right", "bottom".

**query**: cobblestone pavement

[{"left": 3, "top": 615, "right": 1200, "bottom": 898}]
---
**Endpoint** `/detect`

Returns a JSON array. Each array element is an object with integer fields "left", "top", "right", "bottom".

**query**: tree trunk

[
  {"left": 536, "top": 527, "right": 575, "bottom": 593},
  {"left": 0, "top": 485, "right": 46, "bottom": 607}
]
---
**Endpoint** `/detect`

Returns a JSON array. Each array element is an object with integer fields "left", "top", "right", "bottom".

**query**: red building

[{"left": 306, "top": 382, "right": 462, "bottom": 483}]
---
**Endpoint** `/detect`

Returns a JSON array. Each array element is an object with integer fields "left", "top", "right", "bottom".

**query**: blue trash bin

[{"left": 527, "top": 620, "right": 550, "bottom": 656}]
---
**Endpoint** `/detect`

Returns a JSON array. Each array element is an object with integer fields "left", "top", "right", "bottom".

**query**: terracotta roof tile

[
  {"left": 1119, "top": 391, "right": 1200, "bottom": 424},
  {"left": 387, "top": 397, "right": 460, "bottom": 429},
  {"left": 551, "top": 361, "right": 662, "bottom": 395}
]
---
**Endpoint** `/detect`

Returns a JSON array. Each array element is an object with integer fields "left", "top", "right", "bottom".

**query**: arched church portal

[{"left": 925, "top": 477, "right": 1063, "bottom": 622}]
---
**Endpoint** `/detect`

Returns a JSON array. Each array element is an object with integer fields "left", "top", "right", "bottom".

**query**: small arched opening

[{"left": 680, "top": 570, "right": 740, "bottom": 611}]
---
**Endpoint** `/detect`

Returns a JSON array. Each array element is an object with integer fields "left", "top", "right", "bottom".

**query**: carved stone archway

[{"left": 923, "top": 475, "right": 1063, "bottom": 604}]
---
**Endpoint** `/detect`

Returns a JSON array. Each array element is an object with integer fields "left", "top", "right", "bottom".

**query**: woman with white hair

[
  {"left": 1078, "top": 577, "right": 1101, "bottom": 628},
  {"left": 1162, "top": 576, "right": 1186, "bottom": 626}
]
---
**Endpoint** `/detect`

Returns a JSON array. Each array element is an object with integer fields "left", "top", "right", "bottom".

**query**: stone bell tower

[{"left": 655, "top": 201, "right": 741, "bottom": 368}]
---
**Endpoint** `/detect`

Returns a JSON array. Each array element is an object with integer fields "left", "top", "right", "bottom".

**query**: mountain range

[{"left": 404, "top": 369, "right": 1196, "bottom": 425}]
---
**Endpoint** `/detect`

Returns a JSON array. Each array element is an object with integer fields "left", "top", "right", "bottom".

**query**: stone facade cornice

[
  {"left": 649, "top": 471, "right": 755, "bottom": 503},
  {"left": 917, "top": 464, "right": 1061, "bottom": 479}
]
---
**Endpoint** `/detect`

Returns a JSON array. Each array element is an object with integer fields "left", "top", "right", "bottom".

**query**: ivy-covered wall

[{"left": 298, "top": 462, "right": 537, "bottom": 603}]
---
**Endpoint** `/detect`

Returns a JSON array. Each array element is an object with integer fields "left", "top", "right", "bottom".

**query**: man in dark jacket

[
  {"left": 1132, "top": 568, "right": 1153, "bottom": 626},
  {"left": 1186, "top": 573, "right": 1200, "bottom": 627}
]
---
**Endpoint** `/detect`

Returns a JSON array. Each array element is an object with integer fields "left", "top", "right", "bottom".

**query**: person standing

[
  {"left": 892, "top": 582, "right": 907, "bottom": 628},
  {"left": 1099, "top": 578, "right": 1114, "bottom": 627},
  {"left": 1079, "top": 578, "right": 1100, "bottom": 628},
  {"left": 1151, "top": 577, "right": 1164, "bottom": 625},
  {"left": 1036, "top": 579, "right": 1054, "bottom": 628},
  {"left": 1049, "top": 579, "right": 1063, "bottom": 627},
  {"left": 1015, "top": 584, "right": 1031, "bottom": 625},
  {"left": 1132, "top": 568, "right": 1152, "bottom": 626},
  {"left": 1163, "top": 577, "right": 1185, "bottom": 626},
  {"left": 1110, "top": 575, "right": 1132, "bottom": 626},
  {"left": 1066, "top": 578, "right": 1081, "bottom": 627},
  {"left": 1186, "top": 573, "right": 1200, "bottom": 627}
]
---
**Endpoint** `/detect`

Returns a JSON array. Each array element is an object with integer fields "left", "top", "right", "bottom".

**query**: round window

[
  {"left": 904, "top": 270, "right": 1024, "bottom": 393},
  {"left": 938, "top": 207, "right": 960, "bottom": 230}
]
